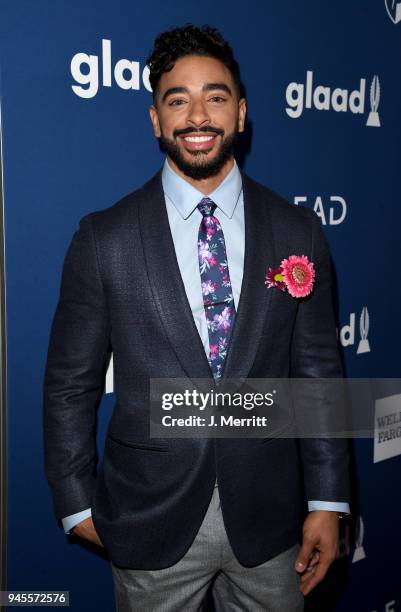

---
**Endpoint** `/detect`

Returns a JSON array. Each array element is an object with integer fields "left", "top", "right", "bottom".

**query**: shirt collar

[{"left": 162, "top": 157, "right": 242, "bottom": 220}]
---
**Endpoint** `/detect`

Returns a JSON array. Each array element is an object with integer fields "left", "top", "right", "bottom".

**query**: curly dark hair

[{"left": 146, "top": 24, "right": 242, "bottom": 99}]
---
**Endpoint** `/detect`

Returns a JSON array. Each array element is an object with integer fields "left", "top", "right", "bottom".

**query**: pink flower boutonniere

[{"left": 265, "top": 255, "right": 315, "bottom": 298}]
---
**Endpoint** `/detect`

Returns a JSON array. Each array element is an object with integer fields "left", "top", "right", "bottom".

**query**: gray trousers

[{"left": 111, "top": 484, "right": 304, "bottom": 612}]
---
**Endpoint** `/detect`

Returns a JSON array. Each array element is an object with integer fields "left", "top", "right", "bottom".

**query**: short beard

[{"left": 159, "top": 130, "right": 237, "bottom": 180}]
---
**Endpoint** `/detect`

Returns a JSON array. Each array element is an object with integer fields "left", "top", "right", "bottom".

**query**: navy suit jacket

[{"left": 43, "top": 170, "right": 350, "bottom": 569}]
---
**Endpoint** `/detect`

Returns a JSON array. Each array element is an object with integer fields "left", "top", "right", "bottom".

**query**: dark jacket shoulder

[
  {"left": 80, "top": 168, "right": 316, "bottom": 238},
  {"left": 82, "top": 170, "right": 164, "bottom": 231},
  {"left": 241, "top": 171, "right": 316, "bottom": 228}
]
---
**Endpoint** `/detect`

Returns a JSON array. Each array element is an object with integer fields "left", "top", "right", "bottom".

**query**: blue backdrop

[{"left": 1, "top": 1, "right": 400, "bottom": 610}]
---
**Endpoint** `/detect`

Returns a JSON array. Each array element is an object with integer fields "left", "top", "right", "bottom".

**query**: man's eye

[
  {"left": 169, "top": 99, "right": 186, "bottom": 106},
  {"left": 209, "top": 96, "right": 225, "bottom": 103}
]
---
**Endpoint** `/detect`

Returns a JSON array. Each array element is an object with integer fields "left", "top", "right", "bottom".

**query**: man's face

[{"left": 149, "top": 55, "right": 246, "bottom": 180}]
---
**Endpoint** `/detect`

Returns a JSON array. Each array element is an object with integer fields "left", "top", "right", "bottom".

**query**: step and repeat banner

[{"left": 0, "top": 1, "right": 400, "bottom": 611}]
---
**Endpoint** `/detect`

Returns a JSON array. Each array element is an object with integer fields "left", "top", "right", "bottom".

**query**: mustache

[{"left": 173, "top": 126, "right": 224, "bottom": 138}]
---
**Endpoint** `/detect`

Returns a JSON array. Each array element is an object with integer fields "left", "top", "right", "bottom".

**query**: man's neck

[{"left": 166, "top": 157, "right": 235, "bottom": 195}]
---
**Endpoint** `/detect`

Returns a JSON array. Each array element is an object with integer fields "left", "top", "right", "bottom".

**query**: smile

[
  {"left": 183, "top": 136, "right": 215, "bottom": 142},
  {"left": 179, "top": 133, "right": 219, "bottom": 152}
]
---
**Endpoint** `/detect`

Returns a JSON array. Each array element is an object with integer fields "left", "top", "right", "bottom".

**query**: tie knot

[{"left": 197, "top": 198, "right": 217, "bottom": 217}]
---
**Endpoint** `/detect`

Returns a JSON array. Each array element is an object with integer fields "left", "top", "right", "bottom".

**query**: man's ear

[
  {"left": 238, "top": 98, "right": 247, "bottom": 133},
  {"left": 149, "top": 105, "right": 161, "bottom": 138}
]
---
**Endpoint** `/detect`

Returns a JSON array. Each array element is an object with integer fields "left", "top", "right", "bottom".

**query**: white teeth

[{"left": 183, "top": 136, "right": 214, "bottom": 142}]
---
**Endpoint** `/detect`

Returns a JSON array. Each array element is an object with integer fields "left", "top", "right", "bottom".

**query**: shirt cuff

[
  {"left": 62, "top": 508, "right": 92, "bottom": 534},
  {"left": 308, "top": 501, "right": 350, "bottom": 513}
]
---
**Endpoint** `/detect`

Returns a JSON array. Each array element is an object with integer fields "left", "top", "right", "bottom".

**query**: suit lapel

[
  {"left": 138, "top": 169, "right": 278, "bottom": 383},
  {"left": 222, "top": 173, "right": 277, "bottom": 380},
  {"left": 138, "top": 171, "right": 213, "bottom": 381}
]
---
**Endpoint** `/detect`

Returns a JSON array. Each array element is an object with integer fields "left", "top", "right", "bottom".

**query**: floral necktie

[{"left": 197, "top": 197, "right": 236, "bottom": 380}]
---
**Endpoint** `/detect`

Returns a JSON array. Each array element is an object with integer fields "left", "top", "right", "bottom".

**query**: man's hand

[
  {"left": 71, "top": 517, "right": 104, "bottom": 547},
  {"left": 295, "top": 511, "right": 339, "bottom": 596}
]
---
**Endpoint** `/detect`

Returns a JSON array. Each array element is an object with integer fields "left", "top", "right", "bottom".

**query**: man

[{"left": 44, "top": 25, "right": 350, "bottom": 611}]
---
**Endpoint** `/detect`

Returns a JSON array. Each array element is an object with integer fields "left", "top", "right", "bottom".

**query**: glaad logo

[
  {"left": 339, "top": 306, "right": 371, "bottom": 354},
  {"left": 367, "top": 75, "right": 381, "bottom": 127},
  {"left": 285, "top": 71, "right": 381, "bottom": 127},
  {"left": 294, "top": 196, "right": 347, "bottom": 226},
  {"left": 70, "top": 39, "right": 152, "bottom": 99},
  {"left": 385, "top": 0, "right": 401, "bottom": 24},
  {"left": 105, "top": 354, "right": 114, "bottom": 394},
  {"left": 352, "top": 515, "right": 366, "bottom": 563},
  {"left": 357, "top": 306, "right": 371, "bottom": 353}
]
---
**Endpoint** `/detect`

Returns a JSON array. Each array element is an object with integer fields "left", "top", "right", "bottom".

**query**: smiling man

[
  {"left": 149, "top": 53, "right": 245, "bottom": 187},
  {"left": 44, "top": 25, "right": 350, "bottom": 612}
]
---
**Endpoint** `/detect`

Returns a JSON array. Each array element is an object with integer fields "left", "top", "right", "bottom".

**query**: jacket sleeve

[
  {"left": 290, "top": 210, "right": 350, "bottom": 504},
  {"left": 43, "top": 214, "right": 111, "bottom": 520}
]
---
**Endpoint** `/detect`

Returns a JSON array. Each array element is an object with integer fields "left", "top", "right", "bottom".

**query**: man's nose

[{"left": 186, "top": 99, "right": 210, "bottom": 127}]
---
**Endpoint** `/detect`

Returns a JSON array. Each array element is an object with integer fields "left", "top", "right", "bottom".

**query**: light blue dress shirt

[{"left": 62, "top": 159, "right": 349, "bottom": 533}]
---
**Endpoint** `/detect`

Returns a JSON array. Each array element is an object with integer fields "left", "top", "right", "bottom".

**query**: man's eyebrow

[
  {"left": 161, "top": 87, "right": 188, "bottom": 103},
  {"left": 202, "top": 83, "right": 233, "bottom": 96},
  {"left": 161, "top": 83, "right": 233, "bottom": 103}
]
